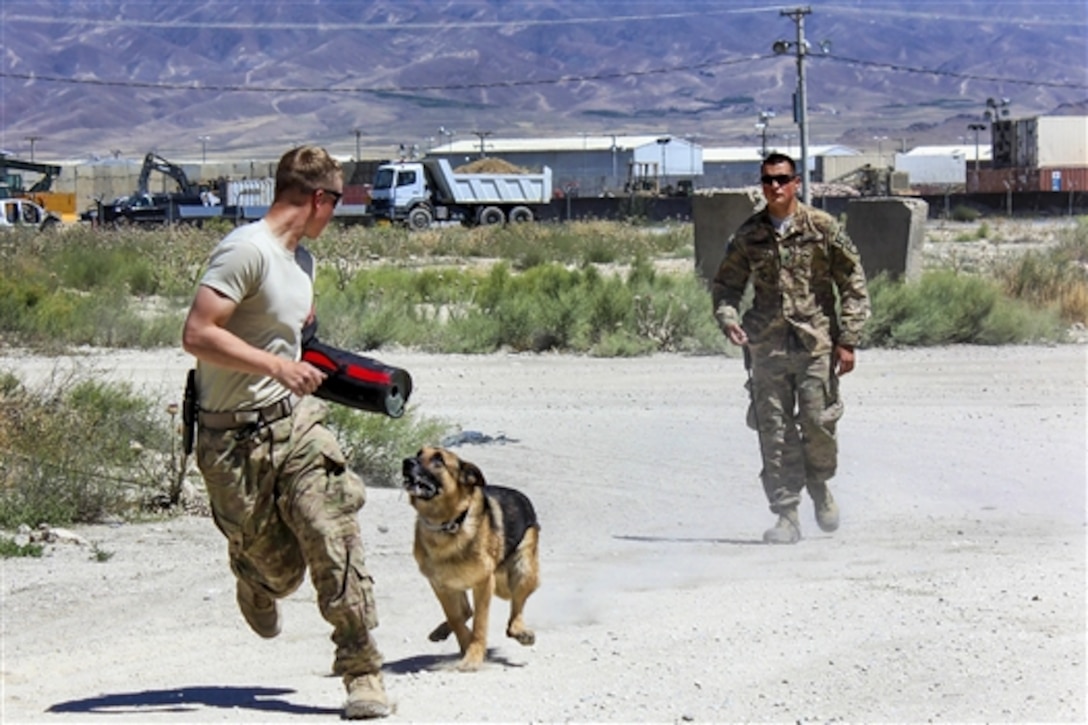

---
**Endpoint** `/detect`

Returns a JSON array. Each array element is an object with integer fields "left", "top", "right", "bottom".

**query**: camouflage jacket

[{"left": 711, "top": 203, "right": 870, "bottom": 354}]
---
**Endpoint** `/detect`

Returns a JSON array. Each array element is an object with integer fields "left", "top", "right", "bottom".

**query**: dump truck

[{"left": 368, "top": 158, "right": 552, "bottom": 229}]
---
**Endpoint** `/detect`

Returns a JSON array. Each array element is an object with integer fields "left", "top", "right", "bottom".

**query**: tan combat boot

[
  {"left": 763, "top": 507, "right": 801, "bottom": 544},
  {"left": 809, "top": 482, "right": 840, "bottom": 533},
  {"left": 344, "top": 672, "right": 392, "bottom": 719},
  {"left": 236, "top": 579, "right": 280, "bottom": 639}
]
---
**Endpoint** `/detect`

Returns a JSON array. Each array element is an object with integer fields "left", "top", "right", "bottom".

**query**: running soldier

[{"left": 182, "top": 145, "right": 391, "bottom": 718}]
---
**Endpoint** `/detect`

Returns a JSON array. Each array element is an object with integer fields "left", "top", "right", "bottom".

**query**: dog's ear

[{"left": 458, "top": 460, "right": 487, "bottom": 488}]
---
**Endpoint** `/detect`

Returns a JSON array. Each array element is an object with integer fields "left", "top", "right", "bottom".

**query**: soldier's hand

[
  {"left": 277, "top": 360, "right": 328, "bottom": 396},
  {"left": 834, "top": 345, "right": 856, "bottom": 376},
  {"left": 725, "top": 323, "right": 748, "bottom": 347}
]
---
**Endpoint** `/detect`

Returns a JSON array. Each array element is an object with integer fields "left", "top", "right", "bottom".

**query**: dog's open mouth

[{"left": 402, "top": 459, "right": 439, "bottom": 499}]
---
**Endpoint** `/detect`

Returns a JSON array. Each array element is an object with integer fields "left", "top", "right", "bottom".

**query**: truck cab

[
  {"left": 1, "top": 198, "right": 61, "bottom": 231},
  {"left": 369, "top": 161, "right": 431, "bottom": 226}
]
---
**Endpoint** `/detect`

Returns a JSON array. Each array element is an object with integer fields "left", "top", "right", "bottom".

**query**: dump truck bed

[{"left": 425, "top": 159, "right": 551, "bottom": 204}]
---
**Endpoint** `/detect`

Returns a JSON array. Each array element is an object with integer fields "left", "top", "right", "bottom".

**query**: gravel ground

[{"left": 1, "top": 343, "right": 1085, "bottom": 723}]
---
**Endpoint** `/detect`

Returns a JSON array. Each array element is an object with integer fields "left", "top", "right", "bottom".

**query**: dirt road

[{"left": 2, "top": 344, "right": 1085, "bottom": 722}]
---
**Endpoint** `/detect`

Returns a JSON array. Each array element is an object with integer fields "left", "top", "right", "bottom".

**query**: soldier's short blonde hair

[{"left": 274, "top": 146, "right": 342, "bottom": 198}]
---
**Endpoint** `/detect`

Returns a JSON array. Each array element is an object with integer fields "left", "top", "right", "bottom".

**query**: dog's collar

[{"left": 419, "top": 507, "right": 469, "bottom": 534}]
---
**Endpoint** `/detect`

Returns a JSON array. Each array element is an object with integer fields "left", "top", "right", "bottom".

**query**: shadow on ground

[
  {"left": 384, "top": 649, "right": 527, "bottom": 674},
  {"left": 48, "top": 685, "right": 339, "bottom": 717}
]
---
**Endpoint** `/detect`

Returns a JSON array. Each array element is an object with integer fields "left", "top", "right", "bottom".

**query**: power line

[
  {"left": 0, "top": 55, "right": 771, "bottom": 94},
  {"left": 5, "top": 4, "right": 1082, "bottom": 31},
  {"left": 0, "top": 6, "right": 776, "bottom": 31},
  {"left": 4, "top": 51, "right": 1083, "bottom": 96},
  {"left": 818, "top": 3, "right": 1087, "bottom": 28},
  {"left": 822, "top": 54, "right": 1088, "bottom": 90}
]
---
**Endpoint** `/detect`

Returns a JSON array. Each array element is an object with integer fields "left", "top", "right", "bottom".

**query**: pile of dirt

[{"left": 454, "top": 158, "right": 528, "bottom": 174}]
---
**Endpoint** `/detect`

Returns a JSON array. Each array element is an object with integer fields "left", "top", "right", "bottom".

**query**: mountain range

[{"left": 1, "top": 0, "right": 1086, "bottom": 163}]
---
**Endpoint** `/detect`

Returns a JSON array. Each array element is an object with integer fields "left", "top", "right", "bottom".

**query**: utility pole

[
  {"left": 25, "top": 135, "right": 42, "bottom": 162},
  {"left": 656, "top": 136, "right": 671, "bottom": 192},
  {"left": 755, "top": 110, "right": 775, "bottom": 158},
  {"left": 873, "top": 135, "right": 888, "bottom": 168},
  {"left": 198, "top": 135, "right": 211, "bottom": 163},
  {"left": 353, "top": 128, "right": 362, "bottom": 161},
  {"left": 472, "top": 130, "right": 492, "bottom": 158},
  {"left": 967, "top": 122, "right": 986, "bottom": 192},
  {"left": 774, "top": 6, "right": 815, "bottom": 204}
]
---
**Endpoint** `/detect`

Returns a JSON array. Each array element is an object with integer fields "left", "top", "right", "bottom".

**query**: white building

[{"left": 894, "top": 145, "right": 992, "bottom": 186}]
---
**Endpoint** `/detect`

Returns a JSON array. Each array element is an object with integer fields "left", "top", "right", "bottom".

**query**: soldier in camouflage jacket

[{"left": 712, "top": 152, "right": 870, "bottom": 544}]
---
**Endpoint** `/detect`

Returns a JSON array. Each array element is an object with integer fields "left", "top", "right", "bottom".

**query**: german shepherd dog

[{"left": 401, "top": 446, "right": 540, "bottom": 670}]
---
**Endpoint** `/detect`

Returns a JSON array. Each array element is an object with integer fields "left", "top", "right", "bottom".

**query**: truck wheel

[
  {"left": 408, "top": 207, "right": 433, "bottom": 230},
  {"left": 509, "top": 206, "right": 534, "bottom": 223},
  {"left": 478, "top": 206, "right": 505, "bottom": 226}
]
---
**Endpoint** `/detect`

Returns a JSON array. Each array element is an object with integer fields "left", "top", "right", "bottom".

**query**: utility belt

[{"left": 197, "top": 395, "right": 298, "bottom": 431}]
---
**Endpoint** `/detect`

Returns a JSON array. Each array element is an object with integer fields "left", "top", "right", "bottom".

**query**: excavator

[
  {"left": 0, "top": 153, "right": 77, "bottom": 220},
  {"left": 134, "top": 152, "right": 200, "bottom": 199},
  {"left": 90, "top": 152, "right": 206, "bottom": 226}
]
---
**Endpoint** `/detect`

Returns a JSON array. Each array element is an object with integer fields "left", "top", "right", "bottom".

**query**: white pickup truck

[
  {"left": 369, "top": 158, "right": 552, "bottom": 230},
  {"left": 1, "top": 198, "right": 61, "bottom": 231}
]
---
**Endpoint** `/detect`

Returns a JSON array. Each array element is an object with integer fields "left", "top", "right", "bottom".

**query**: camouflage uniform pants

[
  {"left": 196, "top": 396, "right": 382, "bottom": 678},
  {"left": 749, "top": 345, "right": 843, "bottom": 514}
]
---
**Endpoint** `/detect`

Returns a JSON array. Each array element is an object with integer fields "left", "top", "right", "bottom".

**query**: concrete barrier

[
  {"left": 692, "top": 192, "right": 760, "bottom": 282},
  {"left": 692, "top": 193, "right": 928, "bottom": 284},
  {"left": 845, "top": 197, "right": 929, "bottom": 281}
]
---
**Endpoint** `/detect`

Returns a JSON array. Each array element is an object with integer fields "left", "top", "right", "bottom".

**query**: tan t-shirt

[{"left": 195, "top": 219, "right": 313, "bottom": 412}]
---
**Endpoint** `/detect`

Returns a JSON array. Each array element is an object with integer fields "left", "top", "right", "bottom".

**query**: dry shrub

[{"left": 995, "top": 220, "right": 1088, "bottom": 324}]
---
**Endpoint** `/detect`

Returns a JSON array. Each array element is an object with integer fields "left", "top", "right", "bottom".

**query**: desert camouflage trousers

[
  {"left": 196, "top": 396, "right": 382, "bottom": 677},
  {"left": 748, "top": 345, "right": 843, "bottom": 514}
]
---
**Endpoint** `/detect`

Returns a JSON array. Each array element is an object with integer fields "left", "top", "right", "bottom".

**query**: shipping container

[
  {"left": 224, "top": 177, "right": 275, "bottom": 207},
  {"left": 992, "top": 116, "right": 1086, "bottom": 170},
  {"left": 976, "top": 166, "right": 1088, "bottom": 193},
  {"left": 1036, "top": 167, "right": 1088, "bottom": 192},
  {"left": 976, "top": 168, "right": 1035, "bottom": 193},
  {"left": 1037, "top": 117, "right": 1088, "bottom": 168},
  {"left": 895, "top": 153, "right": 966, "bottom": 185}
]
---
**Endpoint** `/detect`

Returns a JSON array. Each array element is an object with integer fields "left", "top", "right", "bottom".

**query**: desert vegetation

[{"left": 1, "top": 217, "right": 1085, "bottom": 536}]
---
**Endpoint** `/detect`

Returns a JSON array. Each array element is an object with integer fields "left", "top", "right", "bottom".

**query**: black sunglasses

[
  {"left": 760, "top": 174, "right": 796, "bottom": 186},
  {"left": 316, "top": 188, "right": 343, "bottom": 207}
]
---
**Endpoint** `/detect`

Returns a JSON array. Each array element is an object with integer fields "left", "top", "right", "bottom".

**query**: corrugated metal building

[
  {"left": 703, "top": 145, "right": 860, "bottom": 189},
  {"left": 892, "top": 145, "right": 993, "bottom": 187},
  {"left": 427, "top": 135, "right": 702, "bottom": 196}
]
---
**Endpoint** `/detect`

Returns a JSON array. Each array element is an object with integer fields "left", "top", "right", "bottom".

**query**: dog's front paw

[
  {"left": 428, "top": 621, "right": 453, "bottom": 642},
  {"left": 456, "top": 655, "right": 484, "bottom": 672},
  {"left": 507, "top": 627, "right": 535, "bottom": 646}
]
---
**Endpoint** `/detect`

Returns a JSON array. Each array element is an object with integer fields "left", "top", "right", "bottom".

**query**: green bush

[
  {"left": 0, "top": 374, "right": 176, "bottom": 528},
  {"left": 0, "top": 537, "right": 44, "bottom": 558},
  {"left": 863, "top": 270, "right": 1064, "bottom": 347},
  {"left": 312, "top": 258, "right": 723, "bottom": 355},
  {"left": 0, "top": 219, "right": 1081, "bottom": 354},
  {"left": 951, "top": 205, "right": 981, "bottom": 222},
  {"left": 310, "top": 219, "right": 693, "bottom": 268},
  {"left": 0, "top": 368, "right": 452, "bottom": 524}
]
